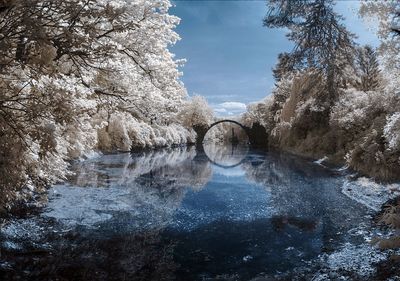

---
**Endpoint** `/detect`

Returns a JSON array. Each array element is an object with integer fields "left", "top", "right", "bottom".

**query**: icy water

[{"left": 0, "top": 144, "right": 389, "bottom": 280}]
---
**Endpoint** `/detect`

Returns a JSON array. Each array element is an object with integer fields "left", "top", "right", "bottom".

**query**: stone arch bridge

[{"left": 194, "top": 119, "right": 268, "bottom": 149}]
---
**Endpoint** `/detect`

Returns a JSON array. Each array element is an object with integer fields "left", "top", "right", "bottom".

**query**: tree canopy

[{"left": 264, "top": 0, "right": 355, "bottom": 102}]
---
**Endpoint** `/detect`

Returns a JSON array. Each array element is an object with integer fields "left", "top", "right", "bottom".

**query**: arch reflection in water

[
  {"left": 202, "top": 120, "right": 250, "bottom": 168},
  {"left": 203, "top": 142, "right": 249, "bottom": 168}
]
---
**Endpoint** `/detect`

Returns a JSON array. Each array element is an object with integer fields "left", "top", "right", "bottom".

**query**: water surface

[{"left": 0, "top": 145, "right": 377, "bottom": 280}]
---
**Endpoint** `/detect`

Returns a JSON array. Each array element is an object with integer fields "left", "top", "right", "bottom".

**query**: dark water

[{"left": 0, "top": 145, "right": 376, "bottom": 280}]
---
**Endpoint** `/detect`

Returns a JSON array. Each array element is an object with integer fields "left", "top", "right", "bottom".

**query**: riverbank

[{"left": 241, "top": 70, "right": 400, "bottom": 182}]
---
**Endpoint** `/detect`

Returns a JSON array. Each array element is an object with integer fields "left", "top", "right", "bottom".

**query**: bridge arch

[
  {"left": 201, "top": 119, "right": 250, "bottom": 144},
  {"left": 194, "top": 119, "right": 268, "bottom": 150}
]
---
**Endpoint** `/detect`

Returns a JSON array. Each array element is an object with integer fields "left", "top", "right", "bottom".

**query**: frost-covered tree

[
  {"left": 264, "top": 0, "right": 355, "bottom": 103},
  {"left": 177, "top": 95, "right": 214, "bottom": 128},
  {"left": 242, "top": 97, "right": 274, "bottom": 129},
  {"left": 360, "top": 1, "right": 400, "bottom": 72},
  {"left": 384, "top": 112, "right": 400, "bottom": 152},
  {"left": 0, "top": 0, "right": 197, "bottom": 211}
]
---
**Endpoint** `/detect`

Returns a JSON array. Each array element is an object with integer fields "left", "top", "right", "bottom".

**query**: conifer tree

[
  {"left": 264, "top": 0, "right": 355, "bottom": 104},
  {"left": 354, "top": 45, "right": 381, "bottom": 91},
  {"left": 273, "top": 52, "right": 294, "bottom": 82}
]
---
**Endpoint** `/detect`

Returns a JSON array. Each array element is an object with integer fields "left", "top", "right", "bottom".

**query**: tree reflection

[
  {"left": 1, "top": 147, "right": 214, "bottom": 281},
  {"left": 203, "top": 143, "right": 249, "bottom": 168},
  {"left": 42, "top": 147, "right": 213, "bottom": 231}
]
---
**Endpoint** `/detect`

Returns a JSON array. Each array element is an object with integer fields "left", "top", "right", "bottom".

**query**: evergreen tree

[
  {"left": 354, "top": 45, "right": 381, "bottom": 91},
  {"left": 273, "top": 52, "right": 294, "bottom": 82},
  {"left": 264, "top": 0, "right": 355, "bottom": 104}
]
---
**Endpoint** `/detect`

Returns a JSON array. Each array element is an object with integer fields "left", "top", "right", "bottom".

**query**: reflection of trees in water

[
  {"left": 71, "top": 146, "right": 212, "bottom": 192},
  {"left": 241, "top": 154, "right": 366, "bottom": 274},
  {"left": 1, "top": 147, "right": 215, "bottom": 280},
  {"left": 203, "top": 143, "right": 249, "bottom": 167},
  {"left": 241, "top": 153, "right": 324, "bottom": 238},
  {"left": 132, "top": 152, "right": 212, "bottom": 191},
  {"left": 71, "top": 147, "right": 209, "bottom": 187},
  {"left": 241, "top": 152, "right": 368, "bottom": 248},
  {"left": 242, "top": 152, "right": 332, "bottom": 216},
  {"left": 45, "top": 147, "right": 212, "bottom": 231},
  {"left": 242, "top": 156, "right": 291, "bottom": 193}
]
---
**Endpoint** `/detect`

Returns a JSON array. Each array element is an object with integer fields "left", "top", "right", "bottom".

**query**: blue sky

[{"left": 170, "top": 0, "right": 379, "bottom": 116}]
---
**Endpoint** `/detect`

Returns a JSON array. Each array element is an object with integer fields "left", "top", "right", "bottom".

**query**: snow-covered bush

[
  {"left": 269, "top": 70, "right": 338, "bottom": 157},
  {"left": 279, "top": 71, "right": 324, "bottom": 123}
]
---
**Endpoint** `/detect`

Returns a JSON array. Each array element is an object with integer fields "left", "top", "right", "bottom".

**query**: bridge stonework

[{"left": 194, "top": 120, "right": 268, "bottom": 149}]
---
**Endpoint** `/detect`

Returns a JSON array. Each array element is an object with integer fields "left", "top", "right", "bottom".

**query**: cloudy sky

[{"left": 170, "top": 0, "right": 379, "bottom": 116}]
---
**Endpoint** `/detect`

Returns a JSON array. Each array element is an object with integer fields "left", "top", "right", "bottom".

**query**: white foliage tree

[
  {"left": 177, "top": 95, "right": 214, "bottom": 128},
  {"left": 0, "top": 0, "right": 205, "bottom": 211},
  {"left": 360, "top": 1, "right": 400, "bottom": 73}
]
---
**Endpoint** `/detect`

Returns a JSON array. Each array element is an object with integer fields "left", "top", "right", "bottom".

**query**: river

[{"left": 0, "top": 144, "right": 394, "bottom": 280}]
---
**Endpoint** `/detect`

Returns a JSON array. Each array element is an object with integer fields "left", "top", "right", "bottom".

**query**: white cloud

[
  {"left": 213, "top": 101, "right": 247, "bottom": 117},
  {"left": 219, "top": 101, "right": 246, "bottom": 110},
  {"left": 214, "top": 108, "right": 228, "bottom": 113}
]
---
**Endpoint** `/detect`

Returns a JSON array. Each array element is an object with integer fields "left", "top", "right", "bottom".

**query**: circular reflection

[
  {"left": 203, "top": 122, "right": 250, "bottom": 168},
  {"left": 203, "top": 142, "right": 249, "bottom": 168}
]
